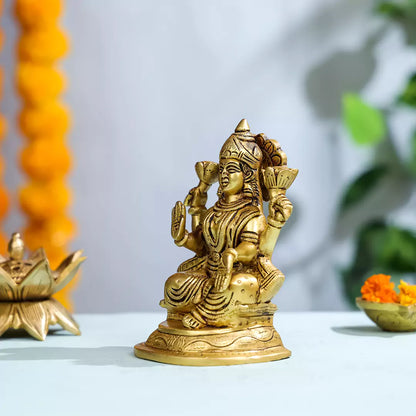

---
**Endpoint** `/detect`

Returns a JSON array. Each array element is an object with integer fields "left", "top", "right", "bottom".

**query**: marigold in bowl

[
  {"left": 398, "top": 280, "right": 416, "bottom": 306},
  {"left": 361, "top": 274, "right": 398, "bottom": 303},
  {"left": 357, "top": 274, "right": 416, "bottom": 332}
]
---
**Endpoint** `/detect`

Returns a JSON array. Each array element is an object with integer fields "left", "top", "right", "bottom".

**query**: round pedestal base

[{"left": 134, "top": 320, "right": 291, "bottom": 366}]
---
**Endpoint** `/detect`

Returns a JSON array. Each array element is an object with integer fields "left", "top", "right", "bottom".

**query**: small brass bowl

[{"left": 356, "top": 297, "right": 416, "bottom": 332}]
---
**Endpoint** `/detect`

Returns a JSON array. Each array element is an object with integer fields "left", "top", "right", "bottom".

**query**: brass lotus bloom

[
  {"left": 194, "top": 161, "right": 219, "bottom": 185},
  {"left": 0, "top": 233, "right": 86, "bottom": 340},
  {"left": 262, "top": 166, "right": 298, "bottom": 191}
]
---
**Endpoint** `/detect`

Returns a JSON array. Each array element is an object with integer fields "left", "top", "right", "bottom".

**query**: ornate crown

[{"left": 219, "top": 119, "right": 262, "bottom": 169}]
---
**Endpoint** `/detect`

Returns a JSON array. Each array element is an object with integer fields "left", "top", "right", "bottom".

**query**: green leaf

[
  {"left": 399, "top": 73, "right": 416, "bottom": 107},
  {"left": 342, "top": 221, "right": 416, "bottom": 305},
  {"left": 343, "top": 93, "right": 386, "bottom": 145},
  {"left": 377, "top": 2, "right": 416, "bottom": 44},
  {"left": 410, "top": 130, "right": 416, "bottom": 176},
  {"left": 379, "top": 227, "right": 416, "bottom": 272},
  {"left": 342, "top": 94, "right": 387, "bottom": 145},
  {"left": 376, "top": 2, "right": 406, "bottom": 18},
  {"left": 339, "top": 165, "right": 387, "bottom": 212}
]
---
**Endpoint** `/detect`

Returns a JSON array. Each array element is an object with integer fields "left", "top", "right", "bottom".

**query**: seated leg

[
  {"left": 229, "top": 273, "right": 259, "bottom": 304},
  {"left": 163, "top": 272, "right": 210, "bottom": 313},
  {"left": 257, "top": 257, "right": 285, "bottom": 302}
]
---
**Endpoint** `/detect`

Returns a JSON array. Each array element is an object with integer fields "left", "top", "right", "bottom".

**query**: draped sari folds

[{"left": 163, "top": 197, "right": 284, "bottom": 327}]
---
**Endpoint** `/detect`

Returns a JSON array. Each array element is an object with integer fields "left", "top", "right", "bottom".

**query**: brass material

[
  {"left": 136, "top": 320, "right": 290, "bottom": 366},
  {"left": 234, "top": 118, "right": 250, "bottom": 133},
  {"left": 356, "top": 297, "right": 416, "bottom": 332},
  {"left": 135, "top": 120, "right": 298, "bottom": 365},
  {"left": 0, "top": 233, "right": 85, "bottom": 340},
  {"left": 263, "top": 166, "right": 298, "bottom": 191}
]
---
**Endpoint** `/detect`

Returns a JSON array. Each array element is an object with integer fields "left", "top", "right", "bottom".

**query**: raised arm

[
  {"left": 184, "top": 161, "right": 218, "bottom": 231},
  {"left": 171, "top": 201, "right": 206, "bottom": 256},
  {"left": 259, "top": 166, "right": 297, "bottom": 257}
]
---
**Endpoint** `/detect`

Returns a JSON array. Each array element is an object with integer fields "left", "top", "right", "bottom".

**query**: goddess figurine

[{"left": 135, "top": 119, "right": 298, "bottom": 365}]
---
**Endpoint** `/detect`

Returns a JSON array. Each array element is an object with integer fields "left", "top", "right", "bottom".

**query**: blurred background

[{"left": 0, "top": 0, "right": 415, "bottom": 312}]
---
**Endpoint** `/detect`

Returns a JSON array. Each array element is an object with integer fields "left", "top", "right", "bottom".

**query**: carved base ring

[{"left": 134, "top": 320, "right": 291, "bottom": 366}]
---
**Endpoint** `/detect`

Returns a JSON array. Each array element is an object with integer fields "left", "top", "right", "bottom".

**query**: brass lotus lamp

[
  {"left": 135, "top": 119, "right": 298, "bottom": 365},
  {"left": 0, "top": 232, "right": 85, "bottom": 340}
]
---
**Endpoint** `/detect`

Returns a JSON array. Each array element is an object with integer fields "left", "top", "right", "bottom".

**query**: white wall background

[{"left": 1, "top": 0, "right": 415, "bottom": 312}]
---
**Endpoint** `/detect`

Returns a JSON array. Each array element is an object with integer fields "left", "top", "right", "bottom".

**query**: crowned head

[
  {"left": 218, "top": 119, "right": 263, "bottom": 203},
  {"left": 219, "top": 119, "right": 262, "bottom": 170}
]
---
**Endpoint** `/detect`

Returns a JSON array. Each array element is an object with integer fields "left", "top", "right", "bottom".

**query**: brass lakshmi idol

[{"left": 135, "top": 119, "right": 298, "bottom": 365}]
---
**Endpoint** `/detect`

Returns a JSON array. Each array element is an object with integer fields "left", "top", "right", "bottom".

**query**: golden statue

[
  {"left": 135, "top": 119, "right": 298, "bottom": 365},
  {"left": 0, "top": 233, "right": 85, "bottom": 340}
]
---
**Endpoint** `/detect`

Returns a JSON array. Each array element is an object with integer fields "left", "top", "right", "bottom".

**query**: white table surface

[{"left": 0, "top": 312, "right": 415, "bottom": 416}]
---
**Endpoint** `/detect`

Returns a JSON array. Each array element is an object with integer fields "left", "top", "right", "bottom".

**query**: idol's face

[{"left": 219, "top": 159, "right": 244, "bottom": 196}]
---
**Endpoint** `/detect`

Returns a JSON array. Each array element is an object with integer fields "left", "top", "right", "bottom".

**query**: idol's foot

[{"left": 182, "top": 312, "right": 206, "bottom": 329}]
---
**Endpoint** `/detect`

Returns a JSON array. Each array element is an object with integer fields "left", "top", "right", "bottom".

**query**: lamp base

[{"left": 0, "top": 298, "right": 80, "bottom": 341}]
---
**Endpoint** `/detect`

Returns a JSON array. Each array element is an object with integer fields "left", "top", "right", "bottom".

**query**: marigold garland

[
  {"left": 0, "top": 0, "right": 9, "bottom": 253},
  {"left": 361, "top": 274, "right": 416, "bottom": 306},
  {"left": 17, "top": 63, "right": 66, "bottom": 105},
  {"left": 19, "top": 102, "right": 70, "bottom": 139},
  {"left": 15, "top": 0, "right": 76, "bottom": 311}
]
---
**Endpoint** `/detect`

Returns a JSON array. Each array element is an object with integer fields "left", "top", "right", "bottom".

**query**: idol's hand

[
  {"left": 269, "top": 194, "right": 293, "bottom": 224},
  {"left": 184, "top": 185, "right": 208, "bottom": 209},
  {"left": 214, "top": 265, "right": 232, "bottom": 293},
  {"left": 214, "top": 249, "right": 236, "bottom": 292},
  {"left": 171, "top": 201, "right": 186, "bottom": 242}
]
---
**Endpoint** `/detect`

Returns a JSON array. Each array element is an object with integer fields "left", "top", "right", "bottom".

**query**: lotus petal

[
  {"left": 0, "top": 267, "right": 17, "bottom": 301},
  {"left": 18, "top": 301, "right": 49, "bottom": 341},
  {"left": 28, "top": 248, "right": 47, "bottom": 264},
  {"left": 19, "top": 260, "right": 54, "bottom": 300},
  {"left": 48, "top": 298, "right": 81, "bottom": 335},
  {"left": 0, "top": 303, "right": 13, "bottom": 336},
  {"left": 52, "top": 250, "right": 86, "bottom": 294}
]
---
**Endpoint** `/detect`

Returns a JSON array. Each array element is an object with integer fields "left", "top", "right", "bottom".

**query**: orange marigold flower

[
  {"left": 361, "top": 274, "right": 398, "bottom": 303},
  {"left": 18, "top": 27, "right": 68, "bottom": 64},
  {"left": 16, "top": 63, "right": 65, "bottom": 104},
  {"left": 19, "top": 179, "right": 71, "bottom": 221},
  {"left": 20, "top": 137, "right": 72, "bottom": 180},
  {"left": 23, "top": 216, "right": 76, "bottom": 252},
  {"left": 0, "top": 231, "right": 8, "bottom": 254},
  {"left": 0, "top": 114, "right": 7, "bottom": 141},
  {"left": 19, "top": 102, "right": 70, "bottom": 139},
  {"left": 47, "top": 247, "right": 71, "bottom": 270},
  {"left": 398, "top": 280, "right": 416, "bottom": 306},
  {"left": 0, "top": 185, "right": 9, "bottom": 220},
  {"left": 15, "top": 0, "right": 61, "bottom": 29},
  {"left": 0, "top": 29, "right": 4, "bottom": 54},
  {"left": 0, "top": 155, "right": 4, "bottom": 177}
]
